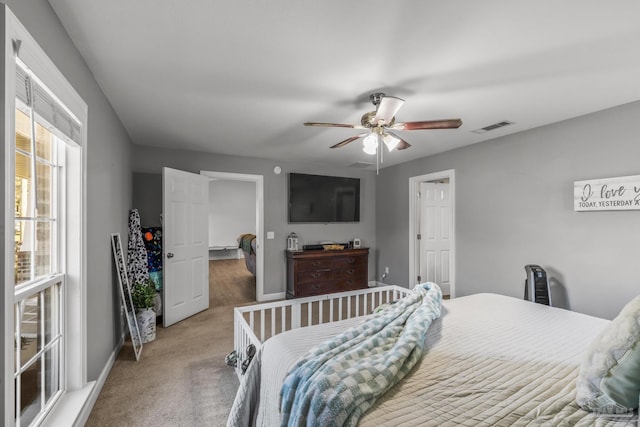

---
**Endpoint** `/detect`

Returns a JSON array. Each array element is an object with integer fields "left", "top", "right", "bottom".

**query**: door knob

[{"left": 167, "top": 252, "right": 174, "bottom": 258}]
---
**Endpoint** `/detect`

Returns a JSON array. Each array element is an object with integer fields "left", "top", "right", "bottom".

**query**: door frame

[
  {"left": 409, "top": 169, "right": 456, "bottom": 297},
  {"left": 200, "top": 170, "right": 265, "bottom": 301}
]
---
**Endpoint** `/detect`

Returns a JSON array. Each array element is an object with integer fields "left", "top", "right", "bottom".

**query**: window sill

[{"left": 41, "top": 381, "right": 96, "bottom": 427}]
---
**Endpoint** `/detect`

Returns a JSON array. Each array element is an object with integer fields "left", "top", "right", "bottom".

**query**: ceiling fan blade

[
  {"left": 373, "top": 96, "right": 404, "bottom": 124},
  {"left": 330, "top": 133, "right": 368, "bottom": 149},
  {"left": 396, "top": 138, "right": 412, "bottom": 150},
  {"left": 391, "top": 119, "right": 462, "bottom": 131},
  {"left": 385, "top": 131, "right": 412, "bottom": 151},
  {"left": 304, "top": 122, "right": 365, "bottom": 129}
]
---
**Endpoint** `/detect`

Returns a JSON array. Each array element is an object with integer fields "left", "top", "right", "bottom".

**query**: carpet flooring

[{"left": 86, "top": 259, "right": 256, "bottom": 427}]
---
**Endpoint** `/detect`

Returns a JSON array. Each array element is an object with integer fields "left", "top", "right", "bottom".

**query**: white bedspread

[{"left": 249, "top": 293, "right": 638, "bottom": 426}]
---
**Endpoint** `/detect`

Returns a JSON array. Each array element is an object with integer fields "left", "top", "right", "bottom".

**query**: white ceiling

[{"left": 48, "top": 0, "right": 640, "bottom": 169}]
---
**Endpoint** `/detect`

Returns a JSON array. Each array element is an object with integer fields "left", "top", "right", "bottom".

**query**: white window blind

[{"left": 15, "top": 63, "right": 82, "bottom": 145}]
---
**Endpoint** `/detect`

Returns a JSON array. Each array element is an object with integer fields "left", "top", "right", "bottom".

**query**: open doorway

[
  {"left": 409, "top": 170, "right": 455, "bottom": 298},
  {"left": 200, "top": 171, "right": 264, "bottom": 304}
]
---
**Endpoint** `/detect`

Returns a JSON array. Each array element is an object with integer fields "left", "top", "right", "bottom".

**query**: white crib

[{"left": 232, "top": 285, "right": 412, "bottom": 377}]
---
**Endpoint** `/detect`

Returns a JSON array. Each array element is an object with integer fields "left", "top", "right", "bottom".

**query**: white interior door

[
  {"left": 420, "top": 181, "right": 452, "bottom": 295},
  {"left": 163, "top": 167, "right": 209, "bottom": 327}
]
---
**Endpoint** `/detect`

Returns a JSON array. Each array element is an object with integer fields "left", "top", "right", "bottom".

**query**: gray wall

[
  {"left": 3, "top": 0, "right": 134, "bottom": 389},
  {"left": 133, "top": 172, "right": 162, "bottom": 227},
  {"left": 208, "top": 179, "right": 256, "bottom": 247},
  {"left": 377, "top": 101, "right": 640, "bottom": 320},
  {"left": 131, "top": 146, "right": 376, "bottom": 295}
]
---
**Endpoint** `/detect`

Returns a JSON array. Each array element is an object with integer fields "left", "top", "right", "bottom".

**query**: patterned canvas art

[{"left": 127, "top": 209, "right": 149, "bottom": 288}]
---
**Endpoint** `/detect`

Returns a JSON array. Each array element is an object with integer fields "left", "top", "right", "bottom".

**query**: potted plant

[{"left": 132, "top": 280, "right": 157, "bottom": 343}]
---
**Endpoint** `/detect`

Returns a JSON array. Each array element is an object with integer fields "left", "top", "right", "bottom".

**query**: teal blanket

[
  {"left": 238, "top": 233, "right": 255, "bottom": 254},
  {"left": 279, "top": 282, "right": 442, "bottom": 427}
]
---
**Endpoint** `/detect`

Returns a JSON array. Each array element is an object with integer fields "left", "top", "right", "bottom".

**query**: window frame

[
  {"left": 13, "top": 99, "right": 65, "bottom": 426},
  {"left": 3, "top": 6, "right": 88, "bottom": 427},
  {"left": 13, "top": 102, "right": 63, "bottom": 287}
]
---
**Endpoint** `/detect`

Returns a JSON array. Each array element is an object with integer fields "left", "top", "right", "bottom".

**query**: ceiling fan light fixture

[
  {"left": 382, "top": 133, "right": 400, "bottom": 152},
  {"left": 362, "top": 133, "right": 378, "bottom": 155}
]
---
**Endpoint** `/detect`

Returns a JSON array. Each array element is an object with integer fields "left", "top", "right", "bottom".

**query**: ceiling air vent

[
  {"left": 349, "top": 162, "right": 375, "bottom": 169},
  {"left": 472, "top": 120, "right": 514, "bottom": 134}
]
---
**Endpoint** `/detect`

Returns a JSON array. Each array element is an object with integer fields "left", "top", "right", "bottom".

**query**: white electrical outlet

[
  {"left": 384, "top": 266, "right": 389, "bottom": 274},
  {"left": 266, "top": 231, "right": 275, "bottom": 239}
]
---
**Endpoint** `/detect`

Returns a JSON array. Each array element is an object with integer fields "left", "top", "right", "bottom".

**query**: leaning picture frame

[{"left": 111, "top": 232, "right": 143, "bottom": 360}]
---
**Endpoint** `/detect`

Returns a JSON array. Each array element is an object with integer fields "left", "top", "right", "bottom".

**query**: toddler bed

[{"left": 229, "top": 286, "right": 639, "bottom": 426}]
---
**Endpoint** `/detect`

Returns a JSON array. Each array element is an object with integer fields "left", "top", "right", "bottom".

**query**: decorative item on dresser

[
  {"left": 286, "top": 248, "right": 369, "bottom": 298},
  {"left": 286, "top": 232, "right": 299, "bottom": 251}
]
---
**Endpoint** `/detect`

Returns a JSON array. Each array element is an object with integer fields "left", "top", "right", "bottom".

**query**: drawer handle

[
  {"left": 346, "top": 259, "right": 356, "bottom": 264},
  {"left": 347, "top": 280, "right": 355, "bottom": 285},
  {"left": 312, "top": 261, "right": 321, "bottom": 267},
  {"left": 346, "top": 269, "right": 355, "bottom": 275},
  {"left": 311, "top": 273, "right": 321, "bottom": 279},
  {"left": 312, "top": 284, "right": 320, "bottom": 290}
]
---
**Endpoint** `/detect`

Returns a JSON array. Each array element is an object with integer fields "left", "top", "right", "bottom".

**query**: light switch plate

[{"left": 266, "top": 231, "right": 275, "bottom": 239}]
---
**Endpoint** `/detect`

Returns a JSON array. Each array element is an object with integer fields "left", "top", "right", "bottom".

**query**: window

[
  {"left": 13, "top": 97, "right": 65, "bottom": 426},
  {"left": 4, "top": 7, "right": 87, "bottom": 427}
]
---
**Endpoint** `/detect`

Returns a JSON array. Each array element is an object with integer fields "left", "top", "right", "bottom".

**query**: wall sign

[{"left": 574, "top": 175, "right": 640, "bottom": 211}]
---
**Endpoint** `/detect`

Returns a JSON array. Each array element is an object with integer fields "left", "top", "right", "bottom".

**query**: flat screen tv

[{"left": 288, "top": 173, "right": 360, "bottom": 223}]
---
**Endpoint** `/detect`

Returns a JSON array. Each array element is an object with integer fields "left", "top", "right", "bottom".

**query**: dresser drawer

[
  {"left": 296, "top": 269, "right": 333, "bottom": 285},
  {"left": 334, "top": 265, "right": 366, "bottom": 280},
  {"left": 333, "top": 256, "right": 366, "bottom": 269},
  {"left": 333, "top": 278, "right": 364, "bottom": 291},
  {"left": 296, "top": 281, "right": 338, "bottom": 297},
  {"left": 297, "top": 258, "right": 333, "bottom": 272}
]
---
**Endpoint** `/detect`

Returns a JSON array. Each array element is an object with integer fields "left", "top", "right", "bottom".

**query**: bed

[
  {"left": 228, "top": 286, "right": 638, "bottom": 426},
  {"left": 237, "top": 233, "right": 256, "bottom": 276}
]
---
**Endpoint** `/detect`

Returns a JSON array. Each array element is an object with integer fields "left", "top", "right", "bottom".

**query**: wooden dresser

[{"left": 285, "top": 248, "right": 369, "bottom": 298}]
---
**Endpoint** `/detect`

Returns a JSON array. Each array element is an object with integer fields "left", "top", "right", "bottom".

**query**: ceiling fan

[{"left": 304, "top": 93, "right": 462, "bottom": 156}]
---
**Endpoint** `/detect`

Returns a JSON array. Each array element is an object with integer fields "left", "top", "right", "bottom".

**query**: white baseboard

[
  {"left": 208, "top": 248, "right": 242, "bottom": 260},
  {"left": 370, "top": 280, "right": 390, "bottom": 287},
  {"left": 260, "top": 291, "right": 286, "bottom": 302}
]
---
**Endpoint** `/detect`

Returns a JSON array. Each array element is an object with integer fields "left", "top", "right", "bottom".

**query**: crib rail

[{"left": 232, "top": 285, "right": 412, "bottom": 377}]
